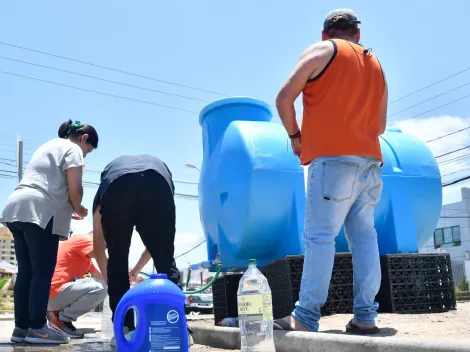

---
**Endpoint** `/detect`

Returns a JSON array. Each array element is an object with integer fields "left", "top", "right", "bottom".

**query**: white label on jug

[
  {"left": 238, "top": 294, "right": 273, "bottom": 321},
  {"left": 143, "top": 304, "right": 185, "bottom": 352},
  {"left": 167, "top": 310, "right": 179, "bottom": 324}
]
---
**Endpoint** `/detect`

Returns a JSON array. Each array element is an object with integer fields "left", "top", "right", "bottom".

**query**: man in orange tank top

[{"left": 274, "top": 9, "right": 388, "bottom": 335}]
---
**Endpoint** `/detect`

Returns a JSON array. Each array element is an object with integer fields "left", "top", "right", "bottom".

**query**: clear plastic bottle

[
  {"left": 101, "top": 295, "right": 114, "bottom": 340},
  {"left": 237, "top": 259, "right": 275, "bottom": 352}
]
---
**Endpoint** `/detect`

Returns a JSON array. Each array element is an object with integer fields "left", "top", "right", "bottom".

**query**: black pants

[
  {"left": 7, "top": 219, "right": 60, "bottom": 330},
  {"left": 101, "top": 170, "right": 182, "bottom": 330}
]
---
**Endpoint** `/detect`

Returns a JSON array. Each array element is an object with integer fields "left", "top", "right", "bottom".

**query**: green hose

[
  {"left": 138, "top": 266, "right": 223, "bottom": 295},
  {"left": 185, "top": 268, "right": 191, "bottom": 291}
]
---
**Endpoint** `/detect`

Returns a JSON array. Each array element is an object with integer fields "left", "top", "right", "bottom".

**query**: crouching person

[{"left": 47, "top": 232, "right": 107, "bottom": 338}]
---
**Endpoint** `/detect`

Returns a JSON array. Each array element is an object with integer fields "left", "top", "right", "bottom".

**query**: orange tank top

[{"left": 300, "top": 39, "right": 385, "bottom": 165}]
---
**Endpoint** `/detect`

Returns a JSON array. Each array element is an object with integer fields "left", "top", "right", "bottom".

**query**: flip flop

[
  {"left": 346, "top": 319, "right": 380, "bottom": 335},
  {"left": 273, "top": 318, "right": 295, "bottom": 331}
]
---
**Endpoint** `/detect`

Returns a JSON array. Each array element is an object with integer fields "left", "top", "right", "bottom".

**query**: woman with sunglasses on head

[{"left": 0, "top": 120, "right": 99, "bottom": 345}]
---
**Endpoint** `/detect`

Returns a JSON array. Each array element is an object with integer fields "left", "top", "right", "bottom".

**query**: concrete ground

[
  {"left": 189, "top": 303, "right": 470, "bottom": 352},
  {"left": 0, "top": 313, "right": 237, "bottom": 352},
  {"left": 194, "top": 301, "right": 470, "bottom": 343}
]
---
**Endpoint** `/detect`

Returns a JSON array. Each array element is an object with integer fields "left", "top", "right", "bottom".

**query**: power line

[
  {"left": 0, "top": 150, "right": 198, "bottom": 186},
  {"left": 439, "top": 216, "right": 470, "bottom": 219},
  {"left": 175, "top": 240, "right": 206, "bottom": 259},
  {"left": 82, "top": 182, "right": 198, "bottom": 200},
  {"left": 389, "top": 67, "right": 470, "bottom": 105},
  {"left": 435, "top": 146, "right": 470, "bottom": 159},
  {"left": 0, "top": 161, "right": 15, "bottom": 167},
  {"left": 0, "top": 56, "right": 211, "bottom": 104},
  {"left": 388, "top": 82, "right": 470, "bottom": 118},
  {"left": 438, "top": 153, "right": 470, "bottom": 166},
  {"left": 0, "top": 41, "right": 230, "bottom": 98},
  {"left": 0, "top": 173, "right": 16, "bottom": 178},
  {"left": 425, "top": 127, "right": 470, "bottom": 143},
  {"left": 442, "top": 175, "right": 470, "bottom": 187},
  {"left": 390, "top": 93, "right": 470, "bottom": 126},
  {"left": 0, "top": 70, "right": 200, "bottom": 114},
  {"left": 83, "top": 178, "right": 197, "bottom": 186},
  {"left": 441, "top": 168, "right": 470, "bottom": 178}
]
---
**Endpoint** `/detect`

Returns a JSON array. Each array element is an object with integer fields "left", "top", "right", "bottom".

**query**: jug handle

[{"left": 113, "top": 302, "right": 135, "bottom": 350}]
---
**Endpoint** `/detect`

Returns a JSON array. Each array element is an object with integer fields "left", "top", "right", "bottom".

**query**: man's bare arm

[
  {"left": 93, "top": 206, "right": 108, "bottom": 283},
  {"left": 276, "top": 41, "right": 335, "bottom": 135},
  {"left": 131, "top": 249, "right": 152, "bottom": 275},
  {"left": 91, "top": 270, "right": 105, "bottom": 281}
]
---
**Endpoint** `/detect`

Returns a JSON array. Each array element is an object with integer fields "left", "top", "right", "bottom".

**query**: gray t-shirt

[{"left": 0, "top": 138, "right": 84, "bottom": 238}]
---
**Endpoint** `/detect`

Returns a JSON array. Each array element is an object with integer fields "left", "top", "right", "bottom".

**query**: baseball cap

[{"left": 323, "top": 9, "right": 361, "bottom": 30}]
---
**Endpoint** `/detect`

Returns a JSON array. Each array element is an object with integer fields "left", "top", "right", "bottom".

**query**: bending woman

[{"left": 0, "top": 120, "right": 98, "bottom": 345}]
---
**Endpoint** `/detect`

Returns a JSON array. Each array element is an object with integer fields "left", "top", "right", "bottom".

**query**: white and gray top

[{"left": 0, "top": 138, "right": 84, "bottom": 239}]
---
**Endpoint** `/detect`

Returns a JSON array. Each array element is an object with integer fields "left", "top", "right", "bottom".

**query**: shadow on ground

[{"left": 322, "top": 327, "right": 398, "bottom": 337}]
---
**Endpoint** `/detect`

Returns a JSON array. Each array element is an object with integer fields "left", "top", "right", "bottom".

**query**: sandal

[
  {"left": 345, "top": 319, "right": 380, "bottom": 335},
  {"left": 273, "top": 318, "right": 295, "bottom": 331}
]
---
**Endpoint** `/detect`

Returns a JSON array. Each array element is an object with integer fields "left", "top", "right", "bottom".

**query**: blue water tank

[
  {"left": 198, "top": 97, "right": 306, "bottom": 271},
  {"left": 198, "top": 97, "right": 442, "bottom": 271},
  {"left": 113, "top": 274, "right": 188, "bottom": 352}
]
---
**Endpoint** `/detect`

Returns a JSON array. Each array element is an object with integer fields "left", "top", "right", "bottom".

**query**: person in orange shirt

[
  {"left": 274, "top": 9, "right": 387, "bottom": 335},
  {"left": 47, "top": 232, "right": 107, "bottom": 339}
]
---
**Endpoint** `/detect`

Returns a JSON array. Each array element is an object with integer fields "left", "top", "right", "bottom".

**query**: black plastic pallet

[
  {"left": 266, "top": 253, "right": 354, "bottom": 319},
  {"left": 212, "top": 273, "right": 243, "bottom": 326},
  {"left": 376, "top": 253, "right": 456, "bottom": 313}
]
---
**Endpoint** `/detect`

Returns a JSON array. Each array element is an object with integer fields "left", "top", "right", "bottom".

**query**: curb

[
  {"left": 0, "top": 314, "right": 13, "bottom": 321},
  {"left": 189, "top": 325, "right": 470, "bottom": 352}
]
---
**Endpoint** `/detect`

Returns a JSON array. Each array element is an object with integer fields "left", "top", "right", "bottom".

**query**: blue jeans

[
  {"left": 7, "top": 219, "right": 60, "bottom": 330},
  {"left": 292, "top": 156, "right": 383, "bottom": 332}
]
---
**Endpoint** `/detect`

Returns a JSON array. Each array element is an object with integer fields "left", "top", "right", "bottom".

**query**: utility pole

[{"left": 16, "top": 135, "right": 23, "bottom": 182}]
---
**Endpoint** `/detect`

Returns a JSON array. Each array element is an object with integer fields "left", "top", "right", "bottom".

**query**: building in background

[
  {"left": 420, "top": 187, "right": 470, "bottom": 286},
  {"left": 0, "top": 226, "right": 16, "bottom": 266}
]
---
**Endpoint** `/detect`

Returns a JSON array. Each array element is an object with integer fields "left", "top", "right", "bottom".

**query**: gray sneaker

[
  {"left": 11, "top": 327, "right": 28, "bottom": 343},
  {"left": 24, "top": 324, "right": 70, "bottom": 344}
]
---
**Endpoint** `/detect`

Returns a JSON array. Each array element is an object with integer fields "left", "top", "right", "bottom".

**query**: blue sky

[{"left": 1, "top": 1, "right": 470, "bottom": 271}]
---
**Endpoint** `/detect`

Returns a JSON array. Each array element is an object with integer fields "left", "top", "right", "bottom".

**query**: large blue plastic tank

[
  {"left": 198, "top": 97, "right": 442, "bottom": 271},
  {"left": 113, "top": 273, "right": 188, "bottom": 352},
  {"left": 198, "top": 97, "right": 306, "bottom": 271}
]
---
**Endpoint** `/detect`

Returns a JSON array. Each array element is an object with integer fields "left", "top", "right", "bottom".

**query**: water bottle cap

[
  {"left": 248, "top": 259, "right": 257, "bottom": 265},
  {"left": 150, "top": 273, "right": 168, "bottom": 279}
]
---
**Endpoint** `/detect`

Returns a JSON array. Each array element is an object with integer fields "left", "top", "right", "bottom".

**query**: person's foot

[
  {"left": 47, "top": 311, "right": 84, "bottom": 339},
  {"left": 188, "top": 327, "right": 194, "bottom": 346},
  {"left": 11, "top": 327, "right": 28, "bottom": 343},
  {"left": 345, "top": 319, "right": 380, "bottom": 335},
  {"left": 24, "top": 324, "right": 70, "bottom": 344},
  {"left": 273, "top": 315, "right": 310, "bottom": 332},
  {"left": 110, "top": 330, "right": 133, "bottom": 347}
]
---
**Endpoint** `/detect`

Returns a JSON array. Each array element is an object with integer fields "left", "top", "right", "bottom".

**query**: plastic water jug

[{"left": 113, "top": 273, "right": 188, "bottom": 352}]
